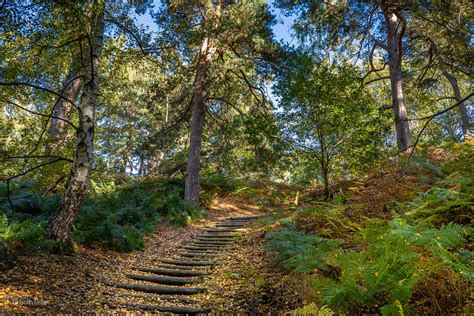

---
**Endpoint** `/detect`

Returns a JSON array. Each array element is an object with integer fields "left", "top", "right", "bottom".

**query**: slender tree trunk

[
  {"left": 317, "top": 129, "right": 330, "bottom": 200},
  {"left": 384, "top": 7, "right": 412, "bottom": 152},
  {"left": 428, "top": 40, "right": 470, "bottom": 137},
  {"left": 443, "top": 72, "right": 470, "bottom": 136},
  {"left": 321, "top": 160, "right": 330, "bottom": 200},
  {"left": 47, "top": 8, "right": 105, "bottom": 242},
  {"left": 50, "top": 71, "right": 83, "bottom": 140},
  {"left": 184, "top": 1, "right": 219, "bottom": 205}
]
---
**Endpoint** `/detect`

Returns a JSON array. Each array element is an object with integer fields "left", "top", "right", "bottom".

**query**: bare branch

[
  {"left": 3, "top": 158, "right": 71, "bottom": 182},
  {"left": 7, "top": 154, "right": 73, "bottom": 163},
  {"left": 409, "top": 92, "right": 473, "bottom": 122},
  {"left": 364, "top": 76, "right": 390, "bottom": 85},
  {"left": 207, "top": 96, "right": 244, "bottom": 115},
  {"left": 0, "top": 81, "right": 79, "bottom": 111},
  {"left": 105, "top": 10, "right": 150, "bottom": 55},
  {"left": 408, "top": 92, "right": 474, "bottom": 158},
  {"left": 0, "top": 99, "right": 78, "bottom": 129}
]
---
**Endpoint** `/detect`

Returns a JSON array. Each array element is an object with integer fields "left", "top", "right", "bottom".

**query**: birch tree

[{"left": 47, "top": 3, "right": 105, "bottom": 242}]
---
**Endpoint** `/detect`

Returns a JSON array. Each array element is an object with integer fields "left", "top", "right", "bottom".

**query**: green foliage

[
  {"left": 400, "top": 170, "right": 473, "bottom": 225},
  {"left": 310, "top": 221, "right": 420, "bottom": 314},
  {"left": 1, "top": 177, "right": 211, "bottom": 253},
  {"left": 201, "top": 173, "right": 242, "bottom": 199},
  {"left": 0, "top": 213, "right": 56, "bottom": 253},
  {"left": 286, "top": 303, "right": 334, "bottom": 316},
  {"left": 74, "top": 178, "right": 206, "bottom": 251},
  {"left": 412, "top": 156, "right": 445, "bottom": 178},
  {"left": 390, "top": 218, "right": 472, "bottom": 279},
  {"left": 0, "top": 181, "right": 61, "bottom": 217},
  {"left": 274, "top": 51, "right": 388, "bottom": 186},
  {"left": 265, "top": 215, "right": 471, "bottom": 314},
  {"left": 313, "top": 217, "right": 472, "bottom": 313},
  {"left": 265, "top": 224, "right": 341, "bottom": 273}
]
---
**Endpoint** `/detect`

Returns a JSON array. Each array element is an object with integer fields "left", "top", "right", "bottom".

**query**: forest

[{"left": 0, "top": 0, "right": 472, "bottom": 314}]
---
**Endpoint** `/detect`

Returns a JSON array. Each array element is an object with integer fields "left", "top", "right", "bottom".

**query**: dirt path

[{"left": 1, "top": 198, "right": 298, "bottom": 314}]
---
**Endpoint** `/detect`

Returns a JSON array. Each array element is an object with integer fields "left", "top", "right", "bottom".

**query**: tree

[
  {"left": 275, "top": 0, "right": 432, "bottom": 152},
  {"left": 275, "top": 51, "right": 385, "bottom": 198},
  {"left": 183, "top": 1, "right": 220, "bottom": 204},
  {"left": 157, "top": 0, "right": 275, "bottom": 204},
  {"left": 47, "top": 3, "right": 106, "bottom": 242},
  {"left": 380, "top": 0, "right": 411, "bottom": 152},
  {"left": 409, "top": 1, "right": 472, "bottom": 137}
]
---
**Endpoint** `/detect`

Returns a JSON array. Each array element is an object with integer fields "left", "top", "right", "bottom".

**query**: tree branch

[
  {"left": 408, "top": 92, "right": 473, "bottom": 158},
  {"left": 364, "top": 76, "right": 390, "bottom": 85},
  {"left": 0, "top": 99, "right": 78, "bottom": 129},
  {"left": 0, "top": 81, "right": 79, "bottom": 111},
  {"left": 207, "top": 96, "right": 244, "bottom": 115}
]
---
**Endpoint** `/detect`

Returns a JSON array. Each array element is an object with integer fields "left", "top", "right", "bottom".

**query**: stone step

[
  {"left": 215, "top": 222, "right": 247, "bottom": 226},
  {"left": 184, "top": 244, "right": 233, "bottom": 251},
  {"left": 229, "top": 215, "right": 262, "bottom": 220},
  {"left": 205, "top": 228, "right": 247, "bottom": 233},
  {"left": 197, "top": 234, "right": 238, "bottom": 239},
  {"left": 106, "top": 292, "right": 196, "bottom": 304}
]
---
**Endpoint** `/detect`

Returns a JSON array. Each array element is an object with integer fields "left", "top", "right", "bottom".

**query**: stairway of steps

[{"left": 104, "top": 215, "right": 262, "bottom": 314}]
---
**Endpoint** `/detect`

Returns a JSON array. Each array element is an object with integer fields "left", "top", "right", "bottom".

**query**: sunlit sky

[{"left": 135, "top": 0, "right": 296, "bottom": 44}]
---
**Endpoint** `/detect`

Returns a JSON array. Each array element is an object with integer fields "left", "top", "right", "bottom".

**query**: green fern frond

[{"left": 286, "top": 303, "right": 334, "bottom": 316}]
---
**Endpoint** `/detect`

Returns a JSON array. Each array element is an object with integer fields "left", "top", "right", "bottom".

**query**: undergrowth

[
  {"left": 0, "top": 174, "right": 239, "bottom": 256},
  {"left": 264, "top": 141, "right": 473, "bottom": 315}
]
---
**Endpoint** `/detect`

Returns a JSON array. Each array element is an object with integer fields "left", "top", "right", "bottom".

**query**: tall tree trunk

[
  {"left": 384, "top": 7, "right": 412, "bottom": 152},
  {"left": 47, "top": 8, "right": 105, "bottom": 242},
  {"left": 443, "top": 72, "right": 470, "bottom": 136},
  {"left": 49, "top": 71, "right": 83, "bottom": 140},
  {"left": 184, "top": 36, "right": 211, "bottom": 205},
  {"left": 184, "top": 1, "right": 220, "bottom": 205}
]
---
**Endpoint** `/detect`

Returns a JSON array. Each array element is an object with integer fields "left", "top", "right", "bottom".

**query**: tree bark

[
  {"left": 383, "top": 6, "right": 412, "bottom": 152},
  {"left": 184, "top": 36, "right": 211, "bottom": 205},
  {"left": 47, "top": 7, "right": 105, "bottom": 242},
  {"left": 443, "top": 72, "right": 470, "bottom": 136},
  {"left": 184, "top": 1, "right": 219, "bottom": 205},
  {"left": 49, "top": 71, "right": 83, "bottom": 141}
]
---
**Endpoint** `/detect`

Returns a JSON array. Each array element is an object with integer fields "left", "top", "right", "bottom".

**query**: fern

[
  {"left": 412, "top": 156, "right": 444, "bottom": 178},
  {"left": 286, "top": 303, "right": 334, "bottom": 316},
  {"left": 265, "top": 224, "right": 341, "bottom": 273},
  {"left": 401, "top": 171, "right": 473, "bottom": 224}
]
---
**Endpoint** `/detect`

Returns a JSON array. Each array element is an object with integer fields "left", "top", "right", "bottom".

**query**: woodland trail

[
  {"left": 102, "top": 215, "right": 262, "bottom": 314},
  {"left": 1, "top": 198, "right": 295, "bottom": 314}
]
